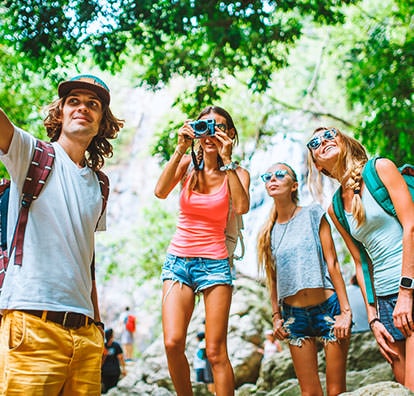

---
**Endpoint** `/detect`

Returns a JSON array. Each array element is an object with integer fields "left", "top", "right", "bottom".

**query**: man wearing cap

[{"left": 0, "top": 75, "right": 124, "bottom": 395}]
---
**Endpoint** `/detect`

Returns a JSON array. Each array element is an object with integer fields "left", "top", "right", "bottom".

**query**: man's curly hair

[{"left": 43, "top": 97, "right": 124, "bottom": 171}]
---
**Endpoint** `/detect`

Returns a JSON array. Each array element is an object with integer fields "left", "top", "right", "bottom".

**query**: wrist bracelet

[
  {"left": 369, "top": 318, "right": 380, "bottom": 330},
  {"left": 175, "top": 148, "right": 185, "bottom": 156},
  {"left": 220, "top": 161, "right": 238, "bottom": 172},
  {"left": 272, "top": 311, "right": 281, "bottom": 318}
]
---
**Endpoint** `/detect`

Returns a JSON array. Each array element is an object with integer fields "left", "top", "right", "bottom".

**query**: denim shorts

[
  {"left": 161, "top": 254, "right": 232, "bottom": 293},
  {"left": 282, "top": 293, "right": 340, "bottom": 347},
  {"left": 377, "top": 293, "right": 408, "bottom": 341}
]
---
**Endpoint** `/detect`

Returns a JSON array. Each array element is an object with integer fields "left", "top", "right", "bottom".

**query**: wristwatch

[
  {"left": 220, "top": 161, "right": 239, "bottom": 172},
  {"left": 400, "top": 276, "right": 414, "bottom": 289}
]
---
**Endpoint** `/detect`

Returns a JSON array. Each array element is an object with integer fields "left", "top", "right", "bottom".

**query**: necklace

[{"left": 273, "top": 205, "right": 297, "bottom": 254}]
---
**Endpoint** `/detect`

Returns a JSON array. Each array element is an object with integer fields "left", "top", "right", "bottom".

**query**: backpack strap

[
  {"left": 0, "top": 179, "right": 11, "bottom": 250},
  {"left": 362, "top": 157, "right": 396, "bottom": 216},
  {"left": 10, "top": 140, "right": 55, "bottom": 266},
  {"left": 95, "top": 170, "right": 109, "bottom": 218},
  {"left": 332, "top": 187, "right": 375, "bottom": 304}
]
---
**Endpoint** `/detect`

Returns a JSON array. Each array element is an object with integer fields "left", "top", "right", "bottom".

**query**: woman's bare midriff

[{"left": 283, "top": 288, "right": 334, "bottom": 308}]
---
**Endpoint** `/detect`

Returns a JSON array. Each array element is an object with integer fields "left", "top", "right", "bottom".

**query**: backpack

[
  {"left": 0, "top": 139, "right": 109, "bottom": 294},
  {"left": 125, "top": 314, "right": 136, "bottom": 333},
  {"left": 225, "top": 203, "right": 245, "bottom": 267},
  {"left": 332, "top": 157, "right": 414, "bottom": 303},
  {"left": 185, "top": 162, "right": 245, "bottom": 267}
]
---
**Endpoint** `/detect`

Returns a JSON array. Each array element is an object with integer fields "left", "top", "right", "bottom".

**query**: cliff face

[{"left": 105, "top": 276, "right": 413, "bottom": 396}]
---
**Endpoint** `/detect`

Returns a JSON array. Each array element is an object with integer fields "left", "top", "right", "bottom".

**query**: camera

[{"left": 189, "top": 119, "right": 215, "bottom": 138}]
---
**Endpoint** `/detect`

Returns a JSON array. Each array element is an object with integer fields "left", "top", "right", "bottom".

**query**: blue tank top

[{"left": 345, "top": 186, "right": 402, "bottom": 296}]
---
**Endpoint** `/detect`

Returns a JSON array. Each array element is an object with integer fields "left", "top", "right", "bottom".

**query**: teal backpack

[{"left": 332, "top": 157, "right": 414, "bottom": 303}]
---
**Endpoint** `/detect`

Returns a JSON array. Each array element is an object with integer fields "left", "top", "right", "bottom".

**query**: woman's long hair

[
  {"left": 186, "top": 106, "right": 239, "bottom": 195},
  {"left": 257, "top": 163, "right": 298, "bottom": 290},
  {"left": 307, "top": 127, "right": 368, "bottom": 226},
  {"left": 43, "top": 97, "right": 124, "bottom": 171}
]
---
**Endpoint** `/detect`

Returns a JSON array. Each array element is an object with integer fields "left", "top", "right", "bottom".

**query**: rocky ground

[{"left": 104, "top": 276, "right": 414, "bottom": 396}]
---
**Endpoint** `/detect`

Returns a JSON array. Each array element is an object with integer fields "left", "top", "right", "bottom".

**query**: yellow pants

[{"left": 0, "top": 310, "right": 104, "bottom": 395}]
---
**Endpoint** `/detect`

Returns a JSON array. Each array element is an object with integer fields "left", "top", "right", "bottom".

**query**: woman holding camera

[{"left": 155, "top": 106, "right": 250, "bottom": 396}]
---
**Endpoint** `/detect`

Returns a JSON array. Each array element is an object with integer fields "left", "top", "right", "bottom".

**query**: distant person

[
  {"left": 347, "top": 275, "right": 369, "bottom": 333},
  {"left": 120, "top": 306, "right": 136, "bottom": 361},
  {"left": 0, "top": 74, "right": 123, "bottom": 394},
  {"left": 194, "top": 331, "right": 215, "bottom": 394},
  {"left": 307, "top": 126, "right": 414, "bottom": 390},
  {"left": 257, "top": 162, "right": 352, "bottom": 396},
  {"left": 102, "top": 328, "right": 126, "bottom": 393},
  {"left": 155, "top": 105, "right": 250, "bottom": 396},
  {"left": 258, "top": 329, "right": 282, "bottom": 359}
]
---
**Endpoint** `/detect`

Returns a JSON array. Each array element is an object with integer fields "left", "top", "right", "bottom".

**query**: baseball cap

[{"left": 58, "top": 74, "right": 111, "bottom": 105}]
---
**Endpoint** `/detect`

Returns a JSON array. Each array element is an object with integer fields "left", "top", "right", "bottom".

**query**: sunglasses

[
  {"left": 216, "top": 123, "right": 227, "bottom": 132},
  {"left": 306, "top": 128, "right": 338, "bottom": 150},
  {"left": 261, "top": 169, "right": 290, "bottom": 183}
]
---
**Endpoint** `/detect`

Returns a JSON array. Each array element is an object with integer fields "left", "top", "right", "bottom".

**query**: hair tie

[{"left": 354, "top": 188, "right": 360, "bottom": 195}]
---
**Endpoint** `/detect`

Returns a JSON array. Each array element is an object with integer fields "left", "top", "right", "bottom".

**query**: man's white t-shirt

[{"left": 0, "top": 127, "right": 106, "bottom": 318}]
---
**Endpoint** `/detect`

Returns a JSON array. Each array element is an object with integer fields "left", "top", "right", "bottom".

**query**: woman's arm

[
  {"left": 319, "top": 215, "right": 352, "bottom": 339},
  {"left": 375, "top": 158, "right": 414, "bottom": 337},
  {"left": 268, "top": 264, "right": 288, "bottom": 340},
  {"left": 227, "top": 167, "right": 250, "bottom": 214},
  {"left": 154, "top": 122, "right": 194, "bottom": 199},
  {"left": 213, "top": 128, "right": 250, "bottom": 214},
  {"left": 328, "top": 204, "right": 399, "bottom": 363}
]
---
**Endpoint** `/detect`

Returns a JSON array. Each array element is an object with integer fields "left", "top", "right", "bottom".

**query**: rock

[
  {"left": 340, "top": 381, "right": 414, "bottom": 395},
  {"left": 107, "top": 275, "right": 410, "bottom": 395}
]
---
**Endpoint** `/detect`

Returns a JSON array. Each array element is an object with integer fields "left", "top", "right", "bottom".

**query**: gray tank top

[
  {"left": 345, "top": 186, "right": 402, "bottom": 296},
  {"left": 271, "top": 204, "right": 334, "bottom": 302}
]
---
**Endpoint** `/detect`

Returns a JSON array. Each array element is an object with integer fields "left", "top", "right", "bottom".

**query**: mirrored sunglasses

[
  {"left": 261, "top": 169, "right": 289, "bottom": 183},
  {"left": 216, "top": 123, "right": 227, "bottom": 132},
  {"left": 306, "top": 128, "right": 338, "bottom": 150}
]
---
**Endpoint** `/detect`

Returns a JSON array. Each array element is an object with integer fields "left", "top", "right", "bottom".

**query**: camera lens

[{"left": 194, "top": 121, "right": 207, "bottom": 132}]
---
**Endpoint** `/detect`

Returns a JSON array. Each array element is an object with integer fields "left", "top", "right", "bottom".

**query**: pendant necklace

[{"left": 273, "top": 205, "right": 297, "bottom": 254}]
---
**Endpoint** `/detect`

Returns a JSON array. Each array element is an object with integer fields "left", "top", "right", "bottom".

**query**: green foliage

[
  {"left": 338, "top": 0, "right": 414, "bottom": 164},
  {"left": 97, "top": 200, "right": 177, "bottom": 285},
  {"left": 1, "top": 0, "right": 359, "bottom": 99}
]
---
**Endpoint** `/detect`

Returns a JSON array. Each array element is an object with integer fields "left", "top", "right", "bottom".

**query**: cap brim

[{"left": 58, "top": 80, "right": 110, "bottom": 105}]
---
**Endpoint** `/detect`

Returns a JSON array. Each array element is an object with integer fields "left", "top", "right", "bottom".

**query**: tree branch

[{"left": 268, "top": 95, "right": 355, "bottom": 128}]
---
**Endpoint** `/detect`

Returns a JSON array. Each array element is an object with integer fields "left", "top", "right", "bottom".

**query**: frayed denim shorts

[
  {"left": 161, "top": 254, "right": 232, "bottom": 293},
  {"left": 282, "top": 292, "right": 340, "bottom": 347},
  {"left": 377, "top": 293, "right": 407, "bottom": 341}
]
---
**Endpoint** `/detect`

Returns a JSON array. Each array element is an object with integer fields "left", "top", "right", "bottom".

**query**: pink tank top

[{"left": 167, "top": 175, "right": 229, "bottom": 259}]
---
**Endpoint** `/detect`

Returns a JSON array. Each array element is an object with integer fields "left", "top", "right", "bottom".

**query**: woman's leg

[
  {"left": 405, "top": 335, "right": 414, "bottom": 390},
  {"left": 289, "top": 339, "right": 323, "bottom": 396},
  {"left": 324, "top": 337, "right": 350, "bottom": 396},
  {"left": 204, "top": 284, "right": 234, "bottom": 396},
  {"left": 162, "top": 280, "right": 195, "bottom": 396},
  {"left": 389, "top": 340, "right": 406, "bottom": 385}
]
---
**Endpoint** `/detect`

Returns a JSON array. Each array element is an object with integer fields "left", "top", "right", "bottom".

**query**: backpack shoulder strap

[
  {"left": 332, "top": 187, "right": 349, "bottom": 234},
  {"left": 362, "top": 157, "right": 396, "bottom": 216},
  {"left": 95, "top": 170, "right": 109, "bottom": 217},
  {"left": 332, "top": 186, "right": 375, "bottom": 303},
  {"left": 11, "top": 140, "right": 55, "bottom": 266}
]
